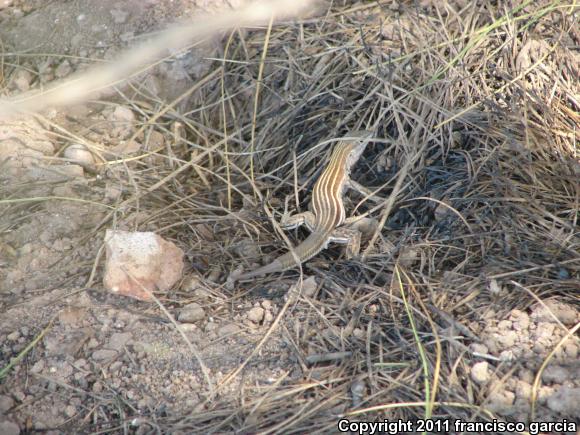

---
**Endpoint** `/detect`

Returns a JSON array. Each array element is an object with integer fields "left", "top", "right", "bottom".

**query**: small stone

[
  {"left": 208, "top": 267, "right": 221, "bottom": 283},
  {"left": 10, "top": 69, "right": 33, "bottom": 92},
  {"left": 514, "top": 380, "right": 532, "bottom": 399},
  {"left": 64, "top": 405, "right": 76, "bottom": 418},
  {"left": 54, "top": 60, "right": 72, "bottom": 78},
  {"left": 497, "top": 320, "right": 511, "bottom": 329},
  {"left": 469, "top": 343, "right": 489, "bottom": 355},
  {"left": 563, "top": 342, "right": 579, "bottom": 359},
  {"left": 205, "top": 321, "right": 218, "bottom": 332},
  {"left": 6, "top": 331, "right": 20, "bottom": 341},
  {"left": 0, "top": 395, "right": 15, "bottom": 412},
  {"left": 183, "top": 275, "right": 204, "bottom": 292},
  {"left": 30, "top": 360, "right": 45, "bottom": 373},
  {"left": 111, "top": 106, "right": 135, "bottom": 123},
  {"left": 499, "top": 350, "right": 516, "bottom": 361},
  {"left": 246, "top": 307, "right": 265, "bottom": 323},
  {"left": 87, "top": 338, "right": 99, "bottom": 349},
  {"left": 488, "top": 278, "right": 502, "bottom": 295},
  {"left": 110, "top": 8, "right": 129, "bottom": 24},
  {"left": 398, "top": 246, "right": 419, "bottom": 267},
  {"left": 534, "top": 322, "right": 555, "bottom": 340},
  {"left": 53, "top": 164, "right": 85, "bottom": 178},
  {"left": 471, "top": 361, "right": 490, "bottom": 384},
  {"left": 107, "top": 332, "right": 132, "bottom": 351},
  {"left": 74, "top": 358, "right": 88, "bottom": 369},
  {"left": 486, "top": 387, "right": 515, "bottom": 414},
  {"left": 301, "top": 276, "right": 317, "bottom": 297},
  {"left": 218, "top": 323, "right": 240, "bottom": 337},
  {"left": 178, "top": 303, "right": 206, "bottom": 323},
  {"left": 109, "top": 361, "right": 123, "bottom": 373},
  {"left": 532, "top": 300, "right": 578, "bottom": 325},
  {"left": 233, "top": 241, "right": 261, "bottom": 258},
  {"left": 91, "top": 349, "right": 118, "bottom": 361},
  {"left": 537, "top": 385, "right": 554, "bottom": 404},
  {"left": 0, "top": 421, "right": 20, "bottom": 435},
  {"left": 546, "top": 387, "right": 580, "bottom": 414},
  {"left": 496, "top": 330, "right": 517, "bottom": 348},
  {"left": 92, "top": 382, "right": 103, "bottom": 393},
  {"left": 64, "top": 143, "right": 95, "bottom": 166},
  {"left": 11, "top": 389, "right": 25, "bottom": 402},
  {"left": 541, "top": 365, "right": 570, "bottom": 384},
  {"left": 179, "top": 323, "right": 197, "bottom": 332},
  {"left": 510, "top": 309, "right": 530, "bottom": 330},
  {"left": 557, "top": 268, "right": 570, "bottom": 279},
  {"left": 104, "top": 182, "right": 123, "bottom": 201}
]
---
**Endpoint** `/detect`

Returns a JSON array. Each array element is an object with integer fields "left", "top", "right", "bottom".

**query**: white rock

[
  {"left": 103, "top": 230, "right": 184, "bottom": 301},
  {"left": 246, "top": 307, "right": 265, "bottom": 323},
  {"left": 471, "top": 361, "right": 490, "bottom": 384},
  {"left": 64, "top": 143, "right": 95, "bottom": 166}
]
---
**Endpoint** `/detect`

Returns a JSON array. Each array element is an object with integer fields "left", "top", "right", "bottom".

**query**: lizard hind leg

[{"left": 328, "top": 227, "right": 361, "bottom": 259}]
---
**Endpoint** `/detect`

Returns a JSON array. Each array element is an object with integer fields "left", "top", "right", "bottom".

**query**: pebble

[
  {"left": 6, "top": 331, "right": 20, "bottom": 341},
  {"left": 91, "top": 349, "right": 118, "bottom": 361},
  {"left": 64, "top": 143, "right": 95, "bottom": 166},
  {"left": 547, "top": 386, "right": 580, "bottom": 414},
  {"left": 541, "top": 365, "right": 570, "bottom": 384},
  {"left": 469, "top": 343, "right": 489, "bottom": 355},
  {"left": 301, "top": 276, "right": 317, "bottom": 297},
  {"left": 10, "top": 69, "right": 33, "bottom": 92},
  {"left": 111, "top": 106, "right": 135, "bottom": 123},
  {"left": 110, "top": 8, "right": 129, "bottom": 24},
  {"left": 107, "top": 332, "right": 132, "bottom": 351},
  {"left": 470, "top": 361, "right": 490, "bottom": 384},
  {"left": 218, "top": 323, "right": 240, "bottom": 337},
  {"left": 182, "top": 275, "right": 205, "bottom": 293},
  {"left": 30, "top": 360, "right": 45, "bottom": 374},
  {"left": 0, "top": 395, "right": 15, "bottom": 412},
  {"left": 54, "top": 60, "right": 72, "bottom": 78},
  {"left": 246, "top": 307, "right": 264, "bottom": 323},
  {"left": 64, "top": 405, "right": 77, "bottom": 418},
  {"left": 178, "top": 303, "right": 206, "bottom": 323}
]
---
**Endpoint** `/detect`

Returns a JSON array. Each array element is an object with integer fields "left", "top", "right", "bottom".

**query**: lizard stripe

[{"left": 235, "top": 131, "right": 371, "bottom": 280}]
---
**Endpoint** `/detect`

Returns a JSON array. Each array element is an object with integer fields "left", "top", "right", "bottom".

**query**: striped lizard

[{"left": 230, "top": 130, "right": 374, "bottom": 282}]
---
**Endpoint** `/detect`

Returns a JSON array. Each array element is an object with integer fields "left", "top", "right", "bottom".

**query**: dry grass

[
  {"left": 115, "top": 1, "right": 578, "bottom": 431},
  {"left": 3, "top": 0, "right": 579, "bottom": 432},
  {"left": 116, "top": 1, "right": 577, "bottom": 431}
]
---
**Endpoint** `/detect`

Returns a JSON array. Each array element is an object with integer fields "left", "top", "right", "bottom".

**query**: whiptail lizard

[{"left": 230, "top": 130, "right": 374, "bottom": 282}]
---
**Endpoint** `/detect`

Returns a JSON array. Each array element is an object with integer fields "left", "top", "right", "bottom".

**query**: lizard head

[{"left": 340, "top": 130, "right": 373, "bottom": 173}]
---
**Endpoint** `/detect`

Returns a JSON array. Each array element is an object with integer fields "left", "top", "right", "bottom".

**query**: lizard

[{"left": 230, "top": 130, "right": 374, "bottom": 282}]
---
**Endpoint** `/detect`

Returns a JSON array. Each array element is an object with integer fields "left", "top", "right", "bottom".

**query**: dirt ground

[{"left": 0, "top": 0, "right": 579, "bottom": 434}]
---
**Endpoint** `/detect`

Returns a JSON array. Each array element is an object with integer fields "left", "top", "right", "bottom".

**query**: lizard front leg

[{"left": 281, "top": 210, "right": 316, "bottom": 232}]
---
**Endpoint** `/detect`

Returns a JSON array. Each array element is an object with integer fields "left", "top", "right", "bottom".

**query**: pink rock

[{"left": 103, "top": 230, "right": 184, "bottom": 301}]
